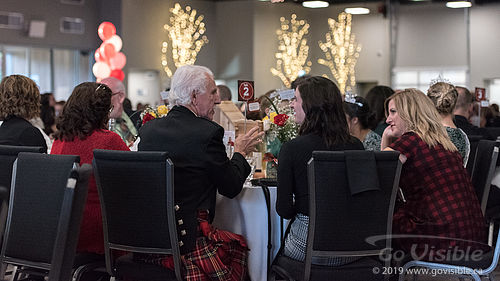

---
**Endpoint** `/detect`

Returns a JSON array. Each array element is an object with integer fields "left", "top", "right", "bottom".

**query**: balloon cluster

[{"left": 92, "top": 22, "right": 127, "bottom": 81}]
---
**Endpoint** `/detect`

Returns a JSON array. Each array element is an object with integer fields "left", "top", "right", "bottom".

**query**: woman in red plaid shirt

[{"left": 381, "top": 89, "right": 487, "bottom": 261}]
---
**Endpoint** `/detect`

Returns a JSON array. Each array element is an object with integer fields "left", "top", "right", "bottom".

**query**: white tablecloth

[{"left": 213, "top": 185, "right": 284, "bottom": 281}]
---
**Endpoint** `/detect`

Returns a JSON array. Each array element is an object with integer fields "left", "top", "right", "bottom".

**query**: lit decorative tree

[
  {"left": 318, "top": 12, "right": 361, "bottom": 94},
  {"left": 161, "top": 3, "right": 209, "bottom": 77},
  {"left": 270, "top": 14, "right": 311, "bottom": 88}
]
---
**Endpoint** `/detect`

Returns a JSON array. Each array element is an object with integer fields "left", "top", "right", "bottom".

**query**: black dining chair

[
  {"left": 93, "top": 149, "right": 182, "bottom": 281},
  {"left": 0, "top": 145, "right": 45, "bottom": 242},
  {"left": 271, "top": 150, "right": 402, "bottom": 281},
  {"left": 466, "top": 135, "right": 483, "bottom": 176},
  {"left": 0, "top": 152, "right": 91, "bottom": 281},
  {"left": 468, "top": 139, "right": 499, "bottom": 215}
]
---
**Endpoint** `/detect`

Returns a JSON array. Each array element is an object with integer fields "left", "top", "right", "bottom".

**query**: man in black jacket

[
  {"left": 138, "top": 65, "right": 263, "bottom": 255},
  {"left": 453, "top": 86, "right": 494, "bottom": 140}
]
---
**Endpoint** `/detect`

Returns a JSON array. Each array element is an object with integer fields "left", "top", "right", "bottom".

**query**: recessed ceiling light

[
  {"left": 345, "top": 7, "right": 370, "bottom": 14},
  {"left": 446, "top": 1, "right": 472, "bottom": 8},
  {"left": 302, "top": 0, "right": 329, "bottom": 8}
]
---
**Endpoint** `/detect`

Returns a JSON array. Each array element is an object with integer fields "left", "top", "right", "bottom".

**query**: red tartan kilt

[{"left": 135, "top": 215, "right": 250, "bottom": 281}]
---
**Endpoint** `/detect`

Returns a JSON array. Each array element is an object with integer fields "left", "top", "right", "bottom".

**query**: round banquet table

[{"left": 213, "top": 184, "right": 286, "bottom": 281}]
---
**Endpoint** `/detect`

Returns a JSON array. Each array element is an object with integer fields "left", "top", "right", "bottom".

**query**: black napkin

[{"left": 345, "top": 151, "right": 380, "bottom": 195}]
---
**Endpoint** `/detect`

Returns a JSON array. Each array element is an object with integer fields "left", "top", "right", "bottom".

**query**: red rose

[
  {"left": 142, "top": 113, "right": 155, "bottom": 125},
  {"left": 273, "top": 114, "right": 289, "bottom": 126}
]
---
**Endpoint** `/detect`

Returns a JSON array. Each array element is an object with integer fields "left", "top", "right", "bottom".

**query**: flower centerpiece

[
  {"left": 140, "top": 104, "right": 169, "bottom": 125},
  {"left": 261, "top": 91, "right": 299, "bottom": 177}
]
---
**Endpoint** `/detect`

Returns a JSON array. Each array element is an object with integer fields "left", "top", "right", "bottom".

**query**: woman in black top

[
  {"left": 277, "top": 76, "right": 363, "bottom": 265},
  {"left": 0, "top": 75, "right": 47, "bottom": 153}
]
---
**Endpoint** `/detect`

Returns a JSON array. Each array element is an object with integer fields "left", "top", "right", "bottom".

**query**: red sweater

[{"left": 51, "top": 129, "right": 129, "bottom": 254}]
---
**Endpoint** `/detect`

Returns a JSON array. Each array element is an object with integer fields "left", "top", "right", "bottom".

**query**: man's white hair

[
  {"left": 169, "top": 65, "right": 214, "bottom": 106},
  {"left": 101, "top": 77, "right": 125, "bottom": 94}
]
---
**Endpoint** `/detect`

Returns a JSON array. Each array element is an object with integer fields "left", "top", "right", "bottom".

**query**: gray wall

[
  {"left": 215, "top": 0, "right": 254, "bottom": 97},
  {"left": 3, "top": 0, "right": 500, "bottom": 93},
  {"left": 394, "top": 3, "right": 467, "bottom": 68},
  {"left": 470, "top": 4, "right": 500, "bottom": 88},
  {"left": 122, "top": 0, "right": 217, "bottom": 90},
  {"left": 121, "top": 0, "right": 391, "bottom": 95},
  {"left": 253, "top": 1, "right": 390, "bottom": 95}
]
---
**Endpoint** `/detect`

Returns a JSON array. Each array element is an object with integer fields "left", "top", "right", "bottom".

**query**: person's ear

[
  {"left": 352, "top": 117, "right": 359, "bottom": 124},
  {"left": 118, "top": 92, "right": 125, "bottom": 103},
  {"left": 191, "top": 91, "right": 197, "bottom": 105}
]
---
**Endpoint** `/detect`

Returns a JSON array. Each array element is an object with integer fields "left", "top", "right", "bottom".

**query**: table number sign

[{"left": 238, "top": 80, "right": 254, "bottom": 101}]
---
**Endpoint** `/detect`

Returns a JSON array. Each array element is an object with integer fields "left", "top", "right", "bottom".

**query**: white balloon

[
  {"left": 106, "top": 35, "right": 123, "bottom": 52},
  {"left": 93, "top": 62, "right": 111, "bottom": 79}
]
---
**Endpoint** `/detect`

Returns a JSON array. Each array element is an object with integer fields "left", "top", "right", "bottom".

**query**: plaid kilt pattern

[
  {"left": 135, "top": 212, "right": 249, "bottom": 281},
  {"left": 390, "top": 132, "right": 487, "bottom": 257}
]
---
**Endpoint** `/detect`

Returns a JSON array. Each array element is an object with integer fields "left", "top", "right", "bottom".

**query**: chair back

[
  {"left": 485, "top": 127, "right": 500, "bottom": 141},
  {"left": 466, "top": 135, "right": 483, "bottom": 176},
  {"left": 93, "top": 149, "right": 182, "bottom": 281},
  {"left": 0, "top": 145, "right": 44, "bottom": 194},
  {"left": 304, "top": 150, "right": 402, "bottom": 281},
  {"left": 469, "top": 140, "right": 499, "bottom": 214},
  {"left": 0, "top": 153, "right": 89, "bottom": 281},
  {"left": 0, "top": 145, "right": 45, "bottom": 247}
]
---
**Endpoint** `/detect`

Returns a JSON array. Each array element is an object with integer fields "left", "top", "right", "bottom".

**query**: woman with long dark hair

[
  {"left": 52, "top": 82, "right": 129, "bottom": 259},
  {"left": 276, "top": 76, "right": 364, "bottom": 265}
]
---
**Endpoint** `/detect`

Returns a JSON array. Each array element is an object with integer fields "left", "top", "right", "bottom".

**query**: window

[
  {"left": 0, "top": 44, "right": 92, "bottom": 101},
  {"left": 392, "top": 67, "right": 468, "bottom": 92},
  {"left": 30, "top": 47, "right": 51, "bottom": 92}
]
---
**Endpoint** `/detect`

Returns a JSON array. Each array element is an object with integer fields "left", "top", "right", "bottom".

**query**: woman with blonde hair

[
  {"left": 382, "top": 89, "right": 486, "bottom": 260},
  {"left": 427, "top": 82, "right": 469, "bottom": 165}
]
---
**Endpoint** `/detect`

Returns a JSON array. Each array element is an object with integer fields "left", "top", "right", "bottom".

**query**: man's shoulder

[{"left": 139, "top": 109, "right": 222, "bottom": 138}]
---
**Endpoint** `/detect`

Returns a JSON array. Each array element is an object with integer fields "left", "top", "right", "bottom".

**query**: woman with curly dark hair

[
  {"left": 277, "top": 76, "right": 363, "bottom": 265},
  {"left": 51, "top": 82, "right": 128, "bottom": 259},
  {"left": 0, "top": 75, "right": 47, "bottom": 152}
]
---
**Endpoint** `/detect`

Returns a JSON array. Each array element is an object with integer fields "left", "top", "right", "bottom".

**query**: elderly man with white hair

[
  {"left": 138, "top": 65, "right": 262, "bottom": 280},
  {"left": 100, "top": 77, "right": 137, "bottom": 146}
]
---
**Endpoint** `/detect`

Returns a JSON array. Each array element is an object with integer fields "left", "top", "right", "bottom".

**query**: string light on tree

[
  {"left": 161, "top": 3, "right": 209, "bottom": 77},
  {"left": 318, "top": 12, "right": 361, "bottom": 94},
  {"left": 270, "top": 14, "right": 311, "bottom": 88}
]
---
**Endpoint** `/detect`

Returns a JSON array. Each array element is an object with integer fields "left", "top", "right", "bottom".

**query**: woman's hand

[
  {"left": 381, "top": 125, "right": 397, "bottom": 150},
  {"left": 381, "top": 126, "right": 407, "bottom": 163}
]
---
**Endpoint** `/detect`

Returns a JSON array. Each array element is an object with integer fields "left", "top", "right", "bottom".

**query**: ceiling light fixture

[
  {"left": 302, "top": 0, "right": 329, "bottom": 8},
  {"left": 446, "top": 1, "right": 472, "bottom": 8},
  {"left": 345, "top": 7, "right": 370, "bottom": 15}
]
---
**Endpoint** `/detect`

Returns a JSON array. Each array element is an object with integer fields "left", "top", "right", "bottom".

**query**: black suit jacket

[
  {"left": 138, "top": 106, "right": 250, "bottom": 251},
  {"left": 0, "top": 117, "right": 47, "bottom": 153},
  {"left": 454, "top": 115, "right": 494, "bottom": 140}
]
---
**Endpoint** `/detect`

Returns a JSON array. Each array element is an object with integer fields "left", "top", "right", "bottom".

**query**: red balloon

[
  {"left": 110, "top": 69, "right": 125, "bottom": 81},
  {"left": 100, "top": 43, "right": 117, "bottom": 59},
  {"left": 98, "top": 22, "right": 116, "bottom": 41}
]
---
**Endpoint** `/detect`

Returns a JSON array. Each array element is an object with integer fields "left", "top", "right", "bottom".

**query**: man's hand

[{"left": 234, "top": 126, "right": 264, "bottom": 158}]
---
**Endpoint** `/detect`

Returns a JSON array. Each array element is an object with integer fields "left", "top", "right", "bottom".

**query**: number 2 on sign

[{"left": 243, "top": 85, "right": 250, "bottom": 98}]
